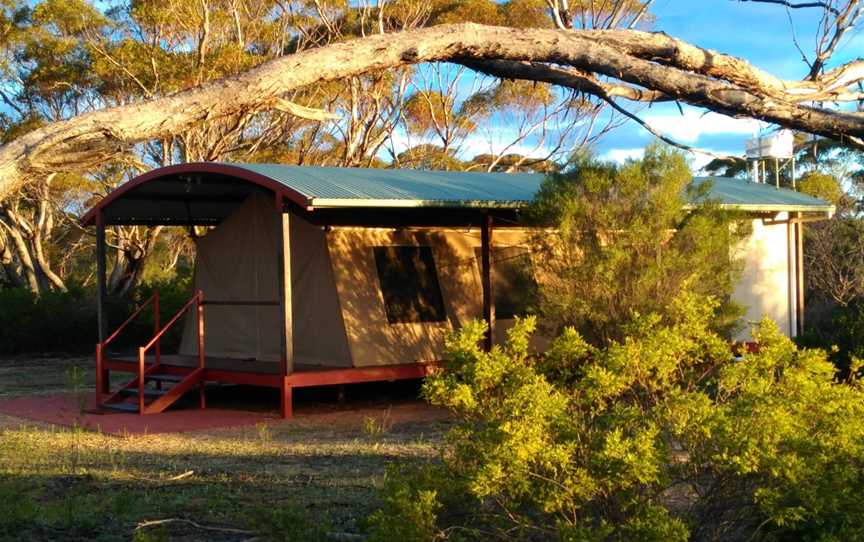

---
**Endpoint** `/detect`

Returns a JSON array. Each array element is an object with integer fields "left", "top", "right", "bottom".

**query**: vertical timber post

[
  {"left": 95, "top": 210, "right": 109, "bottom": 398},
  {"left": 137, "top": 346, "right": 146, "bottom": 414},
  {"left": 774, "top": 158, "right": 780, "bottom": 188},
  {"left": 276, "top": 195, "right": 294, "bottom": 418},
  {"left": 481, "top": 213, "right": 495, "bottom": 352},
  {"left": 795, "top": 212, "right": 805, "bottom": 336},
  {"left": 787, "top": 214, "right": 797, "bottom": 337},
  {"left": 153, "top": 290, "right": 161, "bottom": 365},
  {"left": 197, "top": 290, "right": 206, "bottom": 409}
]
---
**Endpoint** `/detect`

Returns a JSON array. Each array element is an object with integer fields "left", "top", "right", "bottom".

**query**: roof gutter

[{"left": 308, "top": 198, "right": 527, "bottom": 209}]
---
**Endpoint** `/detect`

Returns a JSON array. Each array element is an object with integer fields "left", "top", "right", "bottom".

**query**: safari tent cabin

[{"left": 82, "top": 164, "right": 834, "bottom": 417}]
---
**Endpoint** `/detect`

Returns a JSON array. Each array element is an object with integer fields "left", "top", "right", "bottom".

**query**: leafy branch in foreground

[
  {"left": 527, "top": 145, "right": 749, "bottom": 345},
  {"left": 368, "top": 294, "right": 864, "bottom": 541}
]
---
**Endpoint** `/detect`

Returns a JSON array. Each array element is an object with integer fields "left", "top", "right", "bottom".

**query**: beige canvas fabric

[
  {"left": 180, "top": 191, "right": 351, "bottom": 367},
  {"left": 179, "top": 191, "right": 282, "bottom": 362},
  {"left": 327, "top": 227, "right": 545, "bottom": 367},
  {"left": 180, "top": 193, "right": 548, "bottom": 369},
  {"left": 327, "top": 228, "right": 453, "bottom": 367},
  {"left": 289, "top": 213, "right": 352, "bottom": 367}
]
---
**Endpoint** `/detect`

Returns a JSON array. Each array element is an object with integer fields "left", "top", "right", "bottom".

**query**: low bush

[
  {"left": 367, "top": 294, "right": 864, "bottom": 541},
  {"left": 798, "top": 301, "right": 864, "bottom": 377},
  {"left": 0, "top": 286, "right": 95, "bottom": 355},
  {"left": 0, "top": 476, "right": 38, "bottom": 537},
  {"left": 0, "top": 276, "right": 191, "bottom": 356}
]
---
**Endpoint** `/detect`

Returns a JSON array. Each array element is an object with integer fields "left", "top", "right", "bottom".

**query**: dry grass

[{"left": 0, "top": 356, "right": 449, "bottom": 542}]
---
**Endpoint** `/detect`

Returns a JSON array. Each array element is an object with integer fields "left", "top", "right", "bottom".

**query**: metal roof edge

[
  {"left": 683, "top": 202, "right": 836, "bottom": 214},
  {"left": 308, "top": 198, "right": 527, "bottom": 209},
  {"left": 315, "top": 198, "right": 835, "bottom": 213}
]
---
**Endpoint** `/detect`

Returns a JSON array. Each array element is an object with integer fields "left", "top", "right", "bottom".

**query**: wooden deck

[
  {"left": 108, "top": 354, "right": 282, "bottom": 375},
  {"left": 103, "top": 353, "right": 438, "bottom": 404}
]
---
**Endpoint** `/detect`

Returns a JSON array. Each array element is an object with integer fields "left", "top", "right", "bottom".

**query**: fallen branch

[
  {"left": 135, "top": 518, "right": 254, "bottom": 535},
  {"left": 135, "top": 517, "right": 367, "bottom": 541},
  {"left": 166, "top": 470, "right": 195, "bottom": 481},
  {"left": 2, "top": 23, "right": 864, "bottom": 200}
]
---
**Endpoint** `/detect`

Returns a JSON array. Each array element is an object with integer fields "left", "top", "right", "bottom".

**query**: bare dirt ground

[{"left": 0, "top": 356, "right": 450, "bottom": 541}]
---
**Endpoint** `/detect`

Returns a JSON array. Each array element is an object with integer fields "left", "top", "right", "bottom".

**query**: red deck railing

[
  {"left": 96, "top": 289, "right": 207, "bottom": 412},
  {"left": 95, "top": 291, "right": 160, "bottom": 402},
  {"left": 134, "top": 290, "right": 206, "bottom": 412}
]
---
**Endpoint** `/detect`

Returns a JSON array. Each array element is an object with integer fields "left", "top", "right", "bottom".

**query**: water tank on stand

[{"left": 745, "top": 129, "right": 796, "bottom": 187}]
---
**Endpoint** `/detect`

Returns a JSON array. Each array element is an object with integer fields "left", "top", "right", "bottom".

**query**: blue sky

[{"left": 593, "top": 0, "right": 864, "bottom": 170}]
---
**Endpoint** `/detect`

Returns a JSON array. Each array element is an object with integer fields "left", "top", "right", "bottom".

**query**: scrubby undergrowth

[{"left": 368, "top": 294, "right": 864, "bottom": 542}]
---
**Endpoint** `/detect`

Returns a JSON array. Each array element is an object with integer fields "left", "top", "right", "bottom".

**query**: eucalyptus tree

[
  {"left": 2, "top": 0, "right": 864, "bottom": 295},
  {"left": 1, "top": 0, "right": 861, "bottom": 201}
]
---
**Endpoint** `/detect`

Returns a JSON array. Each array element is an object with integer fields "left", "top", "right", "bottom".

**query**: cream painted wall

[{"left": 731, "top": 214, "right": 795, "bottom": 341}]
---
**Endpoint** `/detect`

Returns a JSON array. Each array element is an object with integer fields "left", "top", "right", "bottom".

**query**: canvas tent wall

[
  {"left": 328, "top": 226, "right": 540, "bottom": 367},
  {"left": 178, "top": 191, "right": 539, "bottom": 367},
  {"left": 179, "top": 191, "right": 351, "bottom": 367}
]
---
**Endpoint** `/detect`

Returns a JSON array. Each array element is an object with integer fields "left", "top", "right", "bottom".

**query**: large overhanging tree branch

[{"left": 2, "top": 22, "right": 864, "bottom": 199}]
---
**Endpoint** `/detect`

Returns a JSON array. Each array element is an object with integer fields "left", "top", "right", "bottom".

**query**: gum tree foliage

[
  {"left": 797, "top": 167, "right": 864, "bottom": 309},
  {"left": 527, "top": 145, "right": 748, "bottom": 345},
  {"left": 0, "top": 0, "right": 607, "bottom": 294},
  {"left": 368, "top": 295, "right": 864, "bottom": 541},
  {"left": 3, "top": 0, "right": 864, "bottom": 202},
  {"left": 795, "top": 168, "right": 864, "bottom": 373}
]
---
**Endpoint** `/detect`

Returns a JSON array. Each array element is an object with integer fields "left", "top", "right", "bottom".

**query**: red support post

[
  {"left": 281, "top": 377, "right": 292, "bottom": 418},
  {"left": 95, "top": 209, "right": 109, "bottom": 397},
  {"left": 153, "top": 290, "right": 161, "bottom": 365},
  {"left": 95, "top": 343, "right": 104, "bottom": 403},
  {"left": 137, "top": 347, "right": 146, "bottom": 415},
  {"left": 197, "top": 290, "right": 206, "bottom": 409}
]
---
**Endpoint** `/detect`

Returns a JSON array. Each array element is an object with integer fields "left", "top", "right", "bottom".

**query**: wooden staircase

[
  {"left": 96, "top": 290, "right": 206, "bottom": 415},
  {"left": 101, "top": 366, "right": 204, "bottom": 415}
]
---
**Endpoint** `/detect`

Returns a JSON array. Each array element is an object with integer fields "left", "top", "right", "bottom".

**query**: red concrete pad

[{"left": 0, "top": 393, "right": 278, "bottom": 435}]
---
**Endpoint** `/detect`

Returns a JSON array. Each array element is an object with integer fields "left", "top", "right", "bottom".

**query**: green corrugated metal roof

[
  {"left": 690, "top": 176, "right": 835, "bottom": 213},
  {"left": 231, "top": 163, "right": 543, "bottom": 208},
  {"left": 225, "top": 164, "right": 833, "bottom": 213}
]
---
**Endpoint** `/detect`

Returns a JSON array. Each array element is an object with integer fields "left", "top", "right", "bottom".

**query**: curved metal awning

[{"left": 81, "top": 162, "right": 546, "bottom": 226}]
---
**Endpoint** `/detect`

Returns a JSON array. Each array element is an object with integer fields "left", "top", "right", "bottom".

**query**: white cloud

[
  {"left": 641, "top": 110, "right": 760, "bottom": 144},
  {"left": 601, "top": 148, "right": 644, "bottom": 163},
  {"left": 458, "top": 133, "right": 554, "bottom": 160},
  {"left": 601, "top": 147, "right": 726, "bottom": 173},
  {"left": 383, "top": 127, "right": 558, "bottom": 162},
  {"left": 690, "top": 153, "right": 720, "bottom": 172}
]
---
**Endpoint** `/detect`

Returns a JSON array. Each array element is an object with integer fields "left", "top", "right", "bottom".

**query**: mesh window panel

[
  {"left": 374, "top": 246, "right": 447, "bottom": 324},
  {"left": 474, "top": 246, "right": 538, "bottom": 319}
]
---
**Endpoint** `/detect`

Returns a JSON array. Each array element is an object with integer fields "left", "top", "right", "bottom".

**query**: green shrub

[
  {"left": 527, "top": 145, "right": 748, "bottom": 344},
  {"left": 369, "top": 294, "right": 864, "bottom": 541},
  {"left": 250, "top": 504, "right": 329, "bottom": 542},
  {"left": 0, "top": 276, "right": 191, "bottom": 355},
  {"left": 0, "top": 286, "right": 96, "bottom": 354},
  {"left": 366, "top": 465, "right": 448, "bottom": 542},
  {"left": 798, "top": 301, "right": 864, "bottom": 377},
  {"left": 0, "top": 476, "right": 38, "bottom": 536}
]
